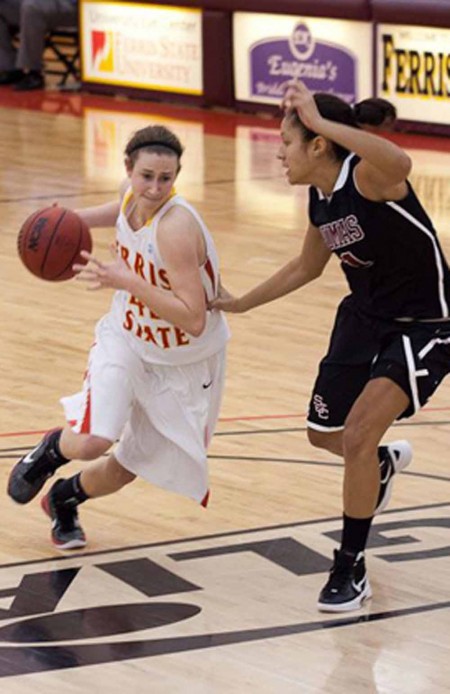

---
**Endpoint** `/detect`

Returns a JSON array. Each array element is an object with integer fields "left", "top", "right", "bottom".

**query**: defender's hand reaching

[{"left": 209, "top": 282, "right": 243, "bottom": 313}]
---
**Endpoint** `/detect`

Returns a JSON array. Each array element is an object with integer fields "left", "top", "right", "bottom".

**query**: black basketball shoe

[
  {"left": 7, "top": 428, "right": 68, "bottom": 504},
  {"left": 41, "top": 482, "right": 86, "bottom": 551},
  {"left": 375, "top": 440, "right": 412, "bottom": 515},
  {"left": 317, "top": 550, "right": 372, "bottom": 612}
]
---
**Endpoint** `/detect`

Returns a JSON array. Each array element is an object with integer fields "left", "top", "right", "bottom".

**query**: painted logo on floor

[{"left": 0, "top": 506, "right": 448, "bottom": 676}]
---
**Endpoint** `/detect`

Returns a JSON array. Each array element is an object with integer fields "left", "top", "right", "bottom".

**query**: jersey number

[{"left": 340, "top": 251, "right": 373, "bottom": 268}]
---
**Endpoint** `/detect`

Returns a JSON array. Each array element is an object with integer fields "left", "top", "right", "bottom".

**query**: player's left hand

[
  {"left": 73, "top": 245, "right": 133, "bottom": 291},
  {"left": 282, "top": 80, "right": 323, "bottom": 132}
]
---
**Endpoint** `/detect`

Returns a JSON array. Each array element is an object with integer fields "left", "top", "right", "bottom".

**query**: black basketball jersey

[{"left": 308, "top": 154, "right": 450, "bottom": 320}]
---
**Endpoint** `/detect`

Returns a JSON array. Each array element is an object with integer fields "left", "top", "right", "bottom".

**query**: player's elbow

[
  {"left": 310, "top": 263, "right": 326, "bottom": 281},
  {"left": 187, "top": 311, "right": 206, "bottom": 337},
  {"left": 298, "top": 262, "right": 325, "bottom": 285},
  {"left": 391, "top": 151, "right": 413, "bottom": 183},
  {"left": 399, "top": 151, "right": 413, "bottom": 178}
]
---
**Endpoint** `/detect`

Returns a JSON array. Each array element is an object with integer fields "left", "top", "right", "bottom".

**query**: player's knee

[
  {"left": 307, "top": 427, "right": 329, "bottom": 450},
  {"left": 77, "top": 435, "right": 112, "bottom": 461},
  {"left": 342, "top": 420, "right": 373, "bottom": 461}
]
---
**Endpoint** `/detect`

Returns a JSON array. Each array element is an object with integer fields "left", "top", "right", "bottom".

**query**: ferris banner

[
  {"left": 233, "top": 12, "right": 372, "bottom": 106},
  {"left": 377, "top": 23, "right": 450, "bottom": 125},
  {"left": 80, "top": 1, "right": 203, "bottom": 94}
]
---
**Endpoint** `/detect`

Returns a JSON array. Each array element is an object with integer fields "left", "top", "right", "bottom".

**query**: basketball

[{"left": 17, "top": 206, "right": 92, "bottom": 281}]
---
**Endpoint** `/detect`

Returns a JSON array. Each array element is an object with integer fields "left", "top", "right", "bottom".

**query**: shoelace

[{"left": 327, "top": 553, "right": 358, "bottom": 590}]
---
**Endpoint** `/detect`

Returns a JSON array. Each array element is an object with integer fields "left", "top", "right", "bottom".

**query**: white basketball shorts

[{"left": 60, "top": 318, "right": 226, "bottom": 505}]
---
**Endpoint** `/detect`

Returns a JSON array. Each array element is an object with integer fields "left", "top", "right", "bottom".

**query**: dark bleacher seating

[{"left": 44, "top": 28, "right": 80, "bottom": 87}]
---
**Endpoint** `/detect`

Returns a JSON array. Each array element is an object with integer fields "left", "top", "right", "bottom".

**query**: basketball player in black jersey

[{"left": 212, "top": 80, "right": 450, "bottom": 612}]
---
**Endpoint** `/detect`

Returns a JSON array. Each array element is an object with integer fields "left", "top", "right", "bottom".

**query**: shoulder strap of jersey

[{"left": 120, "top": 186, "right": 133, "bottom": 216}]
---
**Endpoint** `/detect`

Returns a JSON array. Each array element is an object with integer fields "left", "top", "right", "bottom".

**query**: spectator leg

[{"left": 0, "top": 0, "right": 22, "bottom": 70}]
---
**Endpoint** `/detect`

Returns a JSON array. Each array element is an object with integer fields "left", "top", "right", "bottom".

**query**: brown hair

[{"left": 125, "top": 125, "right": 184, "bottom": 168}]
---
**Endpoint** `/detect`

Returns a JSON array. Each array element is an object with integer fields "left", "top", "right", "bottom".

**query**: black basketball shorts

[{"left": 307, "top": 296, "right": 450, "bottom": 431}]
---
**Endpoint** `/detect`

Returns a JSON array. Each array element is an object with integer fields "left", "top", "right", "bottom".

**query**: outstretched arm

[
  {"left": 74, "top": 179, "right": 129, "bottom": 228},
  {"left": 75, "top": 201, "right": 121, "bottom": 228},
  {"left": 212, "top": 223, "right": 331, "bottom": 313}
]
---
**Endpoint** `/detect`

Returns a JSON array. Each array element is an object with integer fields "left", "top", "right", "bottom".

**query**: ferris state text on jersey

[
  {"left": 118, "top": 241, "right": 190, "bottom": 350},
  {"left": 308, "top": 154, "right": 450, "bottom": 321},
  {"left": 108, "top": 191, "right": 229, "bottom": 366}
]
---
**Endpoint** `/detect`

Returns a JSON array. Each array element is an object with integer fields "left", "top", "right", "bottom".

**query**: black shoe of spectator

[
  {"left": 14, "top": 71, "right": 44, "bottom": 91},
  {"left": 0, "top": 69, "right": 24, "bottom": 85}
]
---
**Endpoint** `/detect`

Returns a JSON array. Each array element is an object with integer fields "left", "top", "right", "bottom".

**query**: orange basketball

[{"left": 17, "top": 206, "right": 92, "bottom": 281}]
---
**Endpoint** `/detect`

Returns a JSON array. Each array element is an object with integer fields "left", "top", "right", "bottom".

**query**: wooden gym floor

[{"left": 0, "top": 85, "right": 449, "bottom": 693}]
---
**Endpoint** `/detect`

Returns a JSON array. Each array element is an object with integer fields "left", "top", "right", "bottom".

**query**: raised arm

[
  {"left": 283, "top": 81, "right": 412, "bottom": 201},
  {"left": 213, "top": 223, "right": 332, "bottom": 313}
]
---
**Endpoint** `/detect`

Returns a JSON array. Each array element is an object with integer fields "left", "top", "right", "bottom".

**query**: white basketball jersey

[{"left": 105, "top": 189, "right": 230, "bottom": 365}]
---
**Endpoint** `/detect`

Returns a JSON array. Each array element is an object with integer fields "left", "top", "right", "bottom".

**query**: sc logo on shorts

[{"left": 312, "top": 394, "right": 329, "bottom": 420}]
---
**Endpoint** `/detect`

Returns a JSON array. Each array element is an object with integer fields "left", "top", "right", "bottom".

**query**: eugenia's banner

[
  {"left": 377, "top": 24, "right": 450, "bottom": 125},
  {"left": 233, "top": 12, "right": 372, "bottom": 105},
  {"left": 80, "top": 1, "right": 203, "bottom": 95}
]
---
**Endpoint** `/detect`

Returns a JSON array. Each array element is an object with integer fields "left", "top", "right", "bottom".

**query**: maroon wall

[
  {"left": 371, "top": 0, "right": 450, "bottom": 28},
  {"left": 121, "top": 0, "right": 371, "bottom": 19}
]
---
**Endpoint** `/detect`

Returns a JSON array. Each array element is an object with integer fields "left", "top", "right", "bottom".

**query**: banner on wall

[
  {"left": 80, "top": 1, "right": 203, "bottom": 94},
  {"left": 233, "top": 12, "right": 372, "bottom": 105},
  {"left": 377, "top": 24, "right": 450, "bottom": 125}
]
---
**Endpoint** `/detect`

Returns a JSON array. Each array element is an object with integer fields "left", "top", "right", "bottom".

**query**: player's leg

[
  {"left": 317, "top": 377, "right": 410, "bottom": 612},
  {"left": 306, "top": 300, "right": 413, "bottom": 519},
  {"left": 41, "top": 454, "right": 136, "bottom": 550},
  {"left": 111, "top": 348, "right": 226, "bottom": 506},
  {"left": 306, "top": 299, "right": 414, "bottom": 611},
  {"left": 308, "top": 427, "right": 412, "bottom": 514},
  {"left": 342, "top": 377, "right": 410, "bottom": 516},
  {"left": 39, "top": 348, "right": 226, "bottom": 550},
  {"left": 8, "top": 325, "right": 136, "bottom": 504},
  {"left": 7, "top": 426, "right": 112, "bottom": 504}
]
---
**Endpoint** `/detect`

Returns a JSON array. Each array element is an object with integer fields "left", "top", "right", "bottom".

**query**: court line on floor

[
  {"left": 1, "top": 500, "right": 448, "bottom": 570},
  {"left": 0, "top": 598, "right": 448, "bottom": 678},
  {"left": 1, "top": 408, "right": 449, "bottom": 439}
]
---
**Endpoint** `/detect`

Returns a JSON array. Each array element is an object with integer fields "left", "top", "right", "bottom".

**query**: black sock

[
  {"left": 23, "top": 429, "right": 71, "bottom": 483},
  {"left": 52, "top": 473, "right": 89, "bottom": 508},
  {"left": 47, "top": 429, "right": 71, "bottom": 469},
  {"left": 341, "top": 514, "right": 373, "bottom": 555}
]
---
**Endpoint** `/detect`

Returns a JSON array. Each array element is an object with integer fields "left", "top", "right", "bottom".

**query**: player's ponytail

[{"left": 353, "top": 98, "right": 397, "bottom": 131}]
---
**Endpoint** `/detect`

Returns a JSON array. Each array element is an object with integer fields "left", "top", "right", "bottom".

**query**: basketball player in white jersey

[
  {"left": 8, "top": 125, "right": 230, "bottom": 549},
  {"left": 212, "top": 81, "right": 450, "bottom": 613}
]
